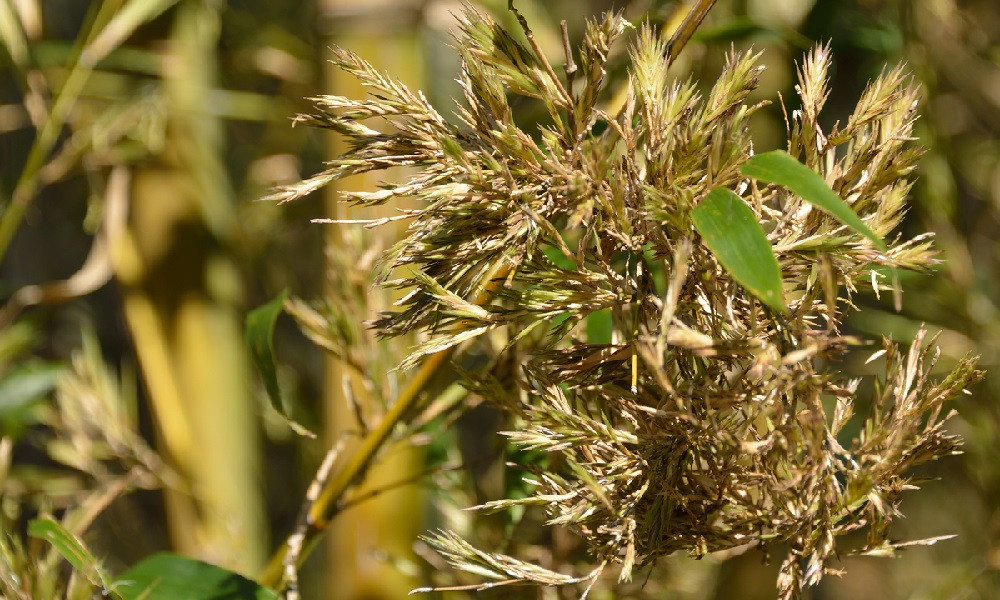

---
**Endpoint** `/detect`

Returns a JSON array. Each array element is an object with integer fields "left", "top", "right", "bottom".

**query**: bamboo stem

[
  {"left": 119, "top": 0, "right": 265, "bottom": 573},
  {"left": 260, "top": 263, "right": 510, "bottom": 588},
  {"left": 317, "top": 5, "right": 425, "bottom": 597},
  {"left": 665, "top": 0, "right": 718, "bottom": 64},
  {"left": 606, "top": 0, "right": 719, "bottom": 118}
]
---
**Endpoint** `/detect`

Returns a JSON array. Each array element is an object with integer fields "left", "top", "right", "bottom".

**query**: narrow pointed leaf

[
  {"left": 692, "top": 188, "right": 785, "bottom": 313},
  {"left": 0, "top": 0, "right": 29, "bottom": 70},
  {"left": 114, "top": 553, "right": 278, "bottom": 600},
  {"left": 81, "top": 0, "right": 180, "bottom": 66},
  {"left": 246, "top": 289, "right": 315, "bottom": 438},
  {"left": 741, "top": 150, "right": 886, "bottom": 250},
  {"left": 0, "top": 363, "right": 64, "bottom": 435},
  {"left": 28, "top": 518, "right": 116, "bottom": 594}
]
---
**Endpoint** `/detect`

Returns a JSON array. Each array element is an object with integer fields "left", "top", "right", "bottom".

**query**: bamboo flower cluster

[{"left": 273, "top": 8, "right": 982, "bottom": 598}]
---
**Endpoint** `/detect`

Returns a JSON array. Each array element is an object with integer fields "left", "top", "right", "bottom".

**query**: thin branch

[
  {"left": 513, "top": 9, "right": 573, "bottom": 108},
  {"left": 561, "top": 20, "right": 578, "bottom": 89},
  {"left": 607, "top": 0, "right": 720, "bottom": 119},
  {"left": 280, "top": 438, "right": 345, "bottom": 599},
  {"left": 259, "top": 262, "right": 513, "bottom": 588},
  {"left": 561, "top": 19, "right": 578, "bottom": 135},
  {"left": 664, "top": 0, "right": 718, "bottom": 64},
  {"left": 0, "top": 0, "right": 122, "bottom": 261},
  {"left": 336, "top": 460, "right": 468, "bottom": 514}
]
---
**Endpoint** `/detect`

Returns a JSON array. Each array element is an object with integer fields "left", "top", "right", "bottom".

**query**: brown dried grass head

[{"left": 273, "top": 8, "right": 983, "bottom": 599}]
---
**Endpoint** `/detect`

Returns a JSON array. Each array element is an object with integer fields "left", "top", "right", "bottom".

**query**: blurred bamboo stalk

[
  {"left": 318, "top": 1, "right": 425, "bottom": 597},
  {"left": 115, "top": 0, "right": 266, "bottom": 575}
]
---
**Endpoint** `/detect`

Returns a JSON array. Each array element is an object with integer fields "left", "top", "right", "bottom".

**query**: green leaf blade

[
  {"left": 586, "top": 308, "right": 613, "bottom": 345},
  {"left": 82, "top": 0, "right": 181, "bottom": 66},
  {"left": 28, "top": 517, "right": 114, "bottom": 593},
  {"left": 741, "top": 150, "right": 886, "bottom": 250},
  {"left": 245, "top": 289, "right": 314, "bottom": 438},
  {"left": 692, "top": 188, "right": 786, "bottom": 313},
  {"left": 114, "top": 553, "right": 278, "bottom": 600},
  {"left": 0, "top": 362, "right": 63, "bottom": 437}
]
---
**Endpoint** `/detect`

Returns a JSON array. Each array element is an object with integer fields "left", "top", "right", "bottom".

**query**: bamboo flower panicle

[{"left": 273, "top": 8, "right": 982, "bottom": 599}]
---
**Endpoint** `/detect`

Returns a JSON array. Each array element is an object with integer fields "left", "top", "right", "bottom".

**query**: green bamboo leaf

[
  {"left": 586, "top": 309, "right": 613, "bottom": 345},
  {"left": 0, "top": 362, "right": 63, "bottom": 438},
  {"left": 0, "top": 363, "right": 63, "bottom": 414},
  {"left": 741, "top": 150, "right": 886, "bottom": 250},
  {"left": 81, "top": 0, "right": 180, "bottom": 67},
  {"left": 0, "top": 0, "right": 29, "bottom": 70},
  {"left": 246, "top": 289, "right": 315, "bottom": 438},
  {"left": 692, "top": 188, "right": 786, "bottom": 313},
  {"left": 541, "top": 245, "right": 576, "bottom": 271},
  {"left": 114, "top": 553, "right": 278, "bottom": 600},
  {"left": 28, "top": 517, "right": 116, "bottom": 595}
]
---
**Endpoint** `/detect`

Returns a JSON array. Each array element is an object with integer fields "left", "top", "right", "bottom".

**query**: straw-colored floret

[{"left": 274, "top": 8, "right": 982, "bottom": 598}]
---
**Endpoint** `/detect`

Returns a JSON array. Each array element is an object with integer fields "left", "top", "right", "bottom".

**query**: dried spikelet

[
  {"left": 575, "top": 12, "right": 628, "bottom": 130},
  {"left": 274, "top": 7, "right": 982, "bottom": 598},
  {"left": 47, "top": 330, "right": 174, "bottom": 489}
]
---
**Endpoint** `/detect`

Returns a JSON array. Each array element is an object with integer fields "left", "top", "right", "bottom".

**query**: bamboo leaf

[
  {"left": 0, "top": 363, "right": 62, "bottom": 414},
  {"left": 114, "top": 553, "right": 278, "bottom": 600},
  {"left": 0, "top": 0, "right": 29, "bottom": 71},
  {"left": 28, "top": 517, "right": 117, "bottom": 595},
  {"left": 692, "top": 188, "right": 785, "bottom": 313},
  {"left": 81, "top": 0, "right": 180, "bottom": 67},
  {"left": 0, "top": 362, "right": 63, "bottom": 438},
  {"left": 586, "top": 309, "right": 613, "bottom": 345},
  {"left": 28, "top": 517, "right": 94, "bottom": 573},
  {"left": 246, "top": 289, "right": 315, "bottom": 438},
  {"left": 741, "top": 150, "right": 886, "bottom": 250},
  {"left": 542, "top": 245, "right": 576, "bottom": 271}
]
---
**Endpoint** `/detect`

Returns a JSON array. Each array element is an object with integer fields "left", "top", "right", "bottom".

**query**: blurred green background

[{"left": 1, "top": 0, "right": 998, "bottom": 598}]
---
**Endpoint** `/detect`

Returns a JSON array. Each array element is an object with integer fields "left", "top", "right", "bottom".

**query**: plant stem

[
  {"left": 0, "top": 0, "right": 116, "bottom": 261},
  {"left": 665, "top": 0, "right": 718, "bottom": 64},
  {"left": 259, "top": 263, "right": 512, "bottom": 588},
  {"left": 606, "top": 0, "right": 719, "bottom": 118}
]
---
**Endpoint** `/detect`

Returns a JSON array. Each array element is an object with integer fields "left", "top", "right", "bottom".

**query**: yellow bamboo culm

[
  {"left": 117, "top": 0, "right": 266, "bottom": 575},
  {"left": 318, "top": 1, "right": 425, "bottom": 598}
]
